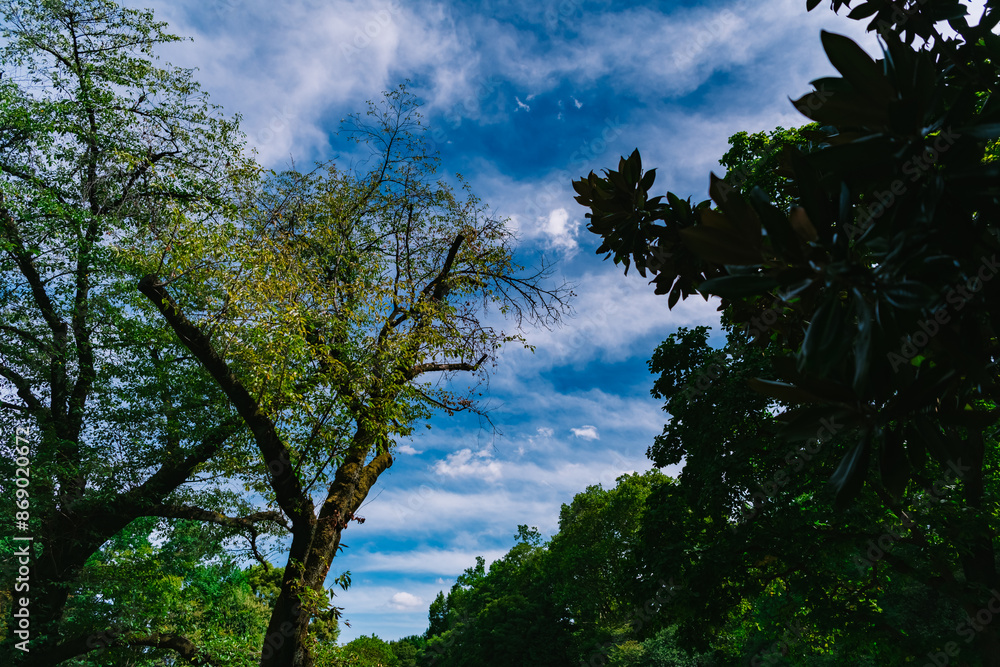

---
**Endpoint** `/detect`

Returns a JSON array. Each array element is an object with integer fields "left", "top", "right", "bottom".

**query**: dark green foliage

[
  {"left": 343, "top": 634, "right": 400, "bottom": 667},
  {"left": 418, "top": 474, "right": 705, "bottom": 667},
  {"left": 719, "top": 125, "right": 821, "bottom": 212},
  {"left": 55, "top": 520, "right": 272, "bottom": 667},
  {"left": 420, "top": 538, "right": 575, "bottom": 667},
  {"left": 389, "top": 636, "right": 421, "bottom": 667},
  {"left": 576, "top": 3, "right": 1000, "bottom": 663}
]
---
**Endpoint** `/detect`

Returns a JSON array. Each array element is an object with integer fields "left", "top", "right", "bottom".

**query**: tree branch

[
  {"left": 34, "top": 627, "right": 225, "bottom": 666},
  {"left": 0, "top": 323, "right": 47, "bottom": 351},
  {"left": 0, "top": 361, "right": 46, "bottom": 415},
  {"left": 123, "top": 632, "right": 225, "bottom": 665},
  {"left": 73, "top": 416, "right": 242, "bottom": 531},
  {"left": 408, "top": 354, "right": 488, "bottom": 379},
  {"left": 424, "top": 233, "right": 465, "bottom": 301},
  {"left": 383, "top": 233, "right": 466, "bottom": 334},
  {"left": 149, "top": 504, "right": 291, "bottom": 532},
  {"left": 138, "top": 274, "right": 313, "bottom": 527},
  {"left": 0, "top": 195, "right": 69, "bottom": 347}
]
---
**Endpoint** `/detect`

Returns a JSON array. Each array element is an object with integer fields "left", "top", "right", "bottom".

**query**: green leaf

[
  {"left": 800, "top": 295, "right": 845, "bottom": 372},
  {"left": 852, "top": 288, "right": 874, "bottom": 394},
  {"left": 679, "top": 226, "right": 763, "bottom": 266},
  {"left": 753, "top": 187, "right": 804, "bottom": 261},
  {"left": 829, "top": 431, "right": 871, "bottom": 510},
  {"left": 709, "top": 173, "right": 761, "bottom": 239},
  {"left": 792, "top": 89, "right": 890, "bottom": 128},
  {"left": 847, "top": 3, "right": 878, "bottom": 20},
  {"left": 821, "top": 31, "right": 893, "bottom": 103},
  {"left": 881, "top": 281, "right": 936, "bottom": 310},
  {"left": 639, "top": 168, "right": 657, "bottom": 192}
]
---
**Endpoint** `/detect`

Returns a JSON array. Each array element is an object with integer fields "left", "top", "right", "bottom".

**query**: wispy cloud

[
  {"left": 388, "top": 591, "right": 425, "bottom": 609},
  {"left": 133, "top": 0, "right": 882, "bottom": 646},
  {"left": 433, "top": 448, "right": 503, "bottom": 482},
  {"left": 571, "top": 425, "right": 599, "bottom": 441}
]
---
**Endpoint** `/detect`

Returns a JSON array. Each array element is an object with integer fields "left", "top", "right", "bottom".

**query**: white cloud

[
  {"left": 535, "top": 207, "right": 579, "bottom": 253},
  {"left": 388, "top": 591, "right": 424, "bottom": 609},
  {"left": 142, "top": 0, "right": 869, "bottom": 169},
  {"left": 123, "top": 0, "right": 894, "bottom": 649},
  {"left": 486, "top": 268, "right": 721, "bottom": 370},
  {"left": 433, "top": 447, "right": 503, "bottom": 482},
  {"left": 345, "top": 548, "right": 507, "bottom": 575}
]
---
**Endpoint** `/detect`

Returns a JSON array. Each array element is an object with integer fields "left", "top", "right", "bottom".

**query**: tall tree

[
  {"left": 574, "top": 1, "right": 1000, "bottom": 663},
  {"left": 0, "top": 0, "right": 256, "bottom": 661},
  {"left": 136, "top": 86, "right": 570, "bottom": 667}
]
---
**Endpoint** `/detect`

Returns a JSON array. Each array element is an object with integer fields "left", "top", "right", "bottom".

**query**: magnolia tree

[{"left": 575, "top": 0, "right": 1000, "bottom": 663}]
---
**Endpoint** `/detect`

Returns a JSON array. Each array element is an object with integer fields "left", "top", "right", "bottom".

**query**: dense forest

[{"left": 3, "top": 0, "right": 1000, "bottom": 665}]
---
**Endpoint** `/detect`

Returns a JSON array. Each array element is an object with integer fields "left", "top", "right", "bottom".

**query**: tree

[
  {"left": 419, "top": 475, "right": 687, "bottom": 667},
  {"left": 55, "top": 519, "right": 274, "bottom": 667},
  {"left": 634, "top": 142, "right": 980, "bottom": 663},
  {"left": 135, "top": 85, "right": 569, "bottom": 667},
  {"left": 0, "top": 0, "right": 256, "bottom": 661},
  {"left": 388, "top": 636, "right": 420, "bottom": 667},
  {"left": 574, "top": 1, "right": 1000, "bottom": 663},
  {"left": 342, "top": 635, "right": 399, "bottom": 667},
  {"left": 0, "top": 1, "right": 569, "bottom": 664},
  {"left": 545, "top": 472, "right": 667, "bottom": 659}
]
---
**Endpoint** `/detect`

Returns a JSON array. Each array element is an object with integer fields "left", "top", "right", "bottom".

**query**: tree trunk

[{"left": 259, "top": 427, "right": 392, "bottom": 667}]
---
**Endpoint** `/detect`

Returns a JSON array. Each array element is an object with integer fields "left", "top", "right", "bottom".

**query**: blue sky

[{"left": 127, "top": 0, "right": 890, "bottom": 642}]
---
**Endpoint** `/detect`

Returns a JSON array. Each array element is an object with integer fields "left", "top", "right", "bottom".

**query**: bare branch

[
  {"left": 31, "top": 628, "right": 225, "bottom": 666},
  {"left": 409, "top": 354, "right": 488, "bottom": 379},
  {"left": 149, "top": 504, "right": 290, "bottom": 532}
]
